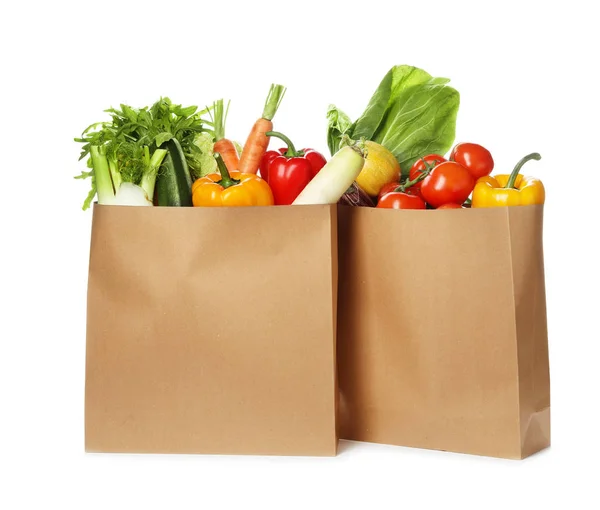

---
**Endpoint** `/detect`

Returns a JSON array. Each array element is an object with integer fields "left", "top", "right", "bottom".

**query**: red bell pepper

[{"left": 259, "top": 131, "right": 327, "bottom": 205}]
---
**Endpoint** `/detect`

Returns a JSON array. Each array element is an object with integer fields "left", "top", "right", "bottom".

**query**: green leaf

[
  {"left": 186, "top": 131, "right": 217, "bottom": 180},
  {"left": 352, "top": 69, "right": 393, "bottom": 141},
  {"left": 137, "top": 108, "right": 151, "bottom": 126},
  {"left": 81, "top": 175, "right": 97, "bottom": 210},
  {"left": 74, "top": 170, "right": 93, "bottom": 180},
  {"left": 373, "top": 80, "right": 460, "bottom": 173},
  {"left": 353, "top": 65, "right": 433, "bottom": 141},
  {"left": 172, "top": 105, "right": 198, "bottom": 117},
  {"left": 121, "top": 104, "right": 138, "bottom": 123},
  {"left": 155, "top": 132, "right": 174, "bottom": 147},
  {"left": 326, "top": 104, "right": 353, "bottom": 156},
  {"left": 387, "top": 65, "right": 433, "bottom": 102},
  {"left": 325, "top": 65, "right": 460, "bottom": 175}
]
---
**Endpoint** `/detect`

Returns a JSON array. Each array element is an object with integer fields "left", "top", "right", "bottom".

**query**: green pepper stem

[
  {"left": 265, "top": 131, "right": 298, "bottom": 157},
  {"left": 215, "top": 153, "right": 238, "bottom": 188},
  {"left": 505, "top": 153, "right": 541, "bottom": 189}
]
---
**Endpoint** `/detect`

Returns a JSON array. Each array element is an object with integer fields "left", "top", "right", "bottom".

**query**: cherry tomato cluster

[{"left": 376, "top": 143, "right": 494, "bottom": 210}]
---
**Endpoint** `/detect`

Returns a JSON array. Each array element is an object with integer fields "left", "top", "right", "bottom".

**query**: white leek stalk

[{"left": 293, "top": 144, "right": 367, "bottom": 205}]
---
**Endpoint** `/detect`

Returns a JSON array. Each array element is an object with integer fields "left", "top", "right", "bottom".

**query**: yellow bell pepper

[{"left": 472, "top": 153, "right": 544, "bottom": 208}]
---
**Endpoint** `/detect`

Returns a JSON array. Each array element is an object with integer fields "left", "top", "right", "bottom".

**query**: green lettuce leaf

[
  {"left": 326, "top": 104, "right": 353, "bottom": 155},
  {"left": 352, "top": 65, "right": 433, "bottom": 141},
  {"left": 374, "top": 80, "right": 459, "bottom": 172},
  {"left": 186, "top": 131, "right": 217, "bottom": 179},
  {"left": 326, "top": 65, "right": 459, "bottom": 174}
]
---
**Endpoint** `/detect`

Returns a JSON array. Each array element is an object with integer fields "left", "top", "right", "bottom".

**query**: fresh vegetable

[
  {"left": 376, "top": 189, "right": 426, "bottom": 209},
  {"left": 192, "top": 154, "right": 274, "bottom": 207},
  {"left": 408, "top": 154, "right": 446, "bottom": 190},
  {"left": 186, "top": 132, "right": 244, "bottom": 180},
  {"left": 259, "top": 131, "right": 327, "bottom": 205},
  {"left": 378, "top": 181, "right": 401, "bottom": 201},
  {"left": 472, "top": 153, "right": 544, "bottom": 208},
  {"left": 339, "top": 182, "right": 376, "bottom": 207},
  {"left": 327, "top": 65, "right": 459, "bottom": 174},
  {"left": 354, "top": 140, "right": 401, "bottom": 196},
  {"left": 326, "top": 105, "right": 353, "bottom": 158},
  {"left": 450, "top": 143, "right": 494, "bottom": 180},
  {"left": 156, "top": 139, "right": 193, "bottom": 207},
  {"left": 79, "top": 136, "right": 167, "bottom": 207},
  {"left": 375, "top": 166, "right": 426, "bottom": 208},
  {"left": 293, "top": 142, "right": 367, "bottom": 205},
  {"left": 210, "top": 99, "right": 240, "bottom": 172},
  {"left": 75, "top": 98, "right": 210, "bottom": 208},
  {"left": 420, "top": 161, "right": 475, "bottom": 208},
  {"left": 238, "top": 84, "right": 286, "bottom": 175},
  {"left": 259, "top": 147, "right": 286, "bottom": 181}
]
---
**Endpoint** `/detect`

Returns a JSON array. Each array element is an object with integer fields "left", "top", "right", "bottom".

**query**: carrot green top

[{"left": 262, "top": 84, "right": 286, "bottom": 121}]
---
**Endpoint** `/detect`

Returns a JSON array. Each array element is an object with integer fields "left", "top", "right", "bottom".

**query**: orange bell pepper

[{"left": 192, "top": 154, "right": 274, "bottom": 207}]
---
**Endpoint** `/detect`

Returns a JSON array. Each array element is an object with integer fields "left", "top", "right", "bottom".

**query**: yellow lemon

[{"left": 355, "top": 141, "right": 401, "bottom": 196}]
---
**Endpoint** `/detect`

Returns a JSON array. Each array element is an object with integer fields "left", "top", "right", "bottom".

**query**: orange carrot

[
  {"left": 214, "top": 138, "right": 239, "bottom": 172},
  {"left": 209, "top": 99, "right": 240, "bottom": 172},
  {"left": 238, "top": 84, "right": 286, "bottom": 174}
]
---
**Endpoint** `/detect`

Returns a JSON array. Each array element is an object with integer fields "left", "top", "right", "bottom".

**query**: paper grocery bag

[
  {"left": 85, "top": 204, "right": 338, "bottom": 456},
  {"left": 337, "top": 205, "right": 550, "bottom": 459}
]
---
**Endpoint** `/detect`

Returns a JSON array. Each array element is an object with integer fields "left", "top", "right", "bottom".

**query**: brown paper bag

[
  {"left": 85, "top": 204, "right": 338, "bottom": 456},
  {"left": 337, "top": 204, "right": 550, "bottom": 459}
]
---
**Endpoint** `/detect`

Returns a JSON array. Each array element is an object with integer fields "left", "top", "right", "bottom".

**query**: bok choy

[{"left": 327, "top": 65, "right": 460, "bottom": 175}]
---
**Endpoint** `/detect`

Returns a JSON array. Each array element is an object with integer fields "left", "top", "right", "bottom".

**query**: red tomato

[
  {"left": 421, "top": 162, "right": 475, "bottom": 208},
  {"left": 378, "top": 182, "right": 424, "bottom": 202},
  {"left": 409, "top": 154, "right": 447, "bottom": 189},
  {"left": 450, "top": 143, "right": 494, "bottom": 179},
  {"left": 377, "top": 181, "right": 401, "bottom": 201},
  {"left": 377, "top": 191, "right": 426, "bottom": 209},
  {"left": 437, "top": 203, "right": 464, "bottom": 209}
]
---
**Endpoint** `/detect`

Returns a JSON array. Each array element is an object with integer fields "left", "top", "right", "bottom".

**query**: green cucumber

[{"left": 156, "top": 138, "right": 193, "bottom": 207}]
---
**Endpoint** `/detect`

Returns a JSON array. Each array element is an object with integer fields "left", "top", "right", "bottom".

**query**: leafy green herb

[
  {"left": 327, "top": 65, "right": 460, "bottom": 174},
  {"left": 75, "top": 98, "right": 212, "bottom": 208}
]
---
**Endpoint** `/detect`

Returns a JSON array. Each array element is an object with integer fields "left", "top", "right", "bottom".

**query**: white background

[{"left": 1, "top": 0, "right": 599, "bottom": 508}]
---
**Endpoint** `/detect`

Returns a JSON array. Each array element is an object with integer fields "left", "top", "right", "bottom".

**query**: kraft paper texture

[
  {"left": 337, "top": 205, "right": 550, "bottom": 459},
  {"left": 85, "top": 204, "right": 338, "bottom": 456}
]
